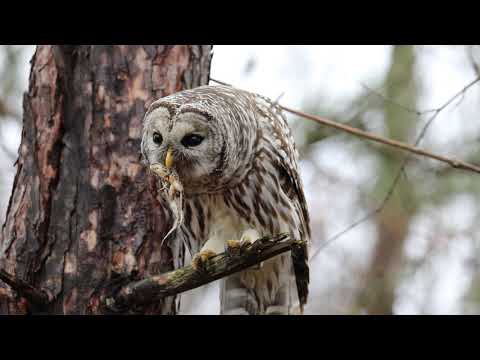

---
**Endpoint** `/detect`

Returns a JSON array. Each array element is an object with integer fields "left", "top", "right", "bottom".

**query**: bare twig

[
  {"left": 0, "top": 268, "right": 49, "bottom": 306},
  {"left": 210, "top": 77, "right": 480, "bottom": 174},
  {"left": 210, "top": 78, "right": 231, "bottom": 87},
  {"left": 310, "top": 169, "right": 402, "bottom": 259},
  {"left": 414, "top": 76, "right": 480, "bottom": 147},
  {"left": 360, "top": 83, "right": 423, "bottom": 116},
  {"left": 281, "top": 105, "right": 480, "bottom": 174},
  {"left": 106, "top": 234, "right": 302, "bottom": 311}
]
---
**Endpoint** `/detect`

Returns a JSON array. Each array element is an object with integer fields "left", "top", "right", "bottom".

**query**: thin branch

[
  {"left": 210, "top": 78, "right": 231, "bottom": 87},
  {"left": 360, "top": 83, "right": 423, "bottom": 116},
  {"left": 210, "top": 77, "right": 480, "bottom": 174},
  {"left": 0, "top": 268, "right": 50, "bottom": 306},
  {"left": 281, "top": 105, "right": 480, "bottom": 174},
  {"left": 310, "top": 166, "right": 403, "bottom": 259},
  {"left": 105, "top": 234, "right": 302, "bottom": 311},
  {"left": 427, "top": 76, "right": 480, "bottom": 115},
  {"left": 413, "top": 77, "right": 480, "bottom": 151}
]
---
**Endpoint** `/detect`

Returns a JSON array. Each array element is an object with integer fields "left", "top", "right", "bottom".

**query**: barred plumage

[{"left": 141, "top": 85, "right": 310, "bottom": 314}]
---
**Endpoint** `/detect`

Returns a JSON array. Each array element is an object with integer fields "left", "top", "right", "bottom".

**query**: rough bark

[{"left": 0, "top": 45, "right": 212, "bottom": 314}]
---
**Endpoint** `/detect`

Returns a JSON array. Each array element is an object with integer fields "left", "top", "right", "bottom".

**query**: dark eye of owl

[
  {"left": 181, "top": 134, "right": 204, "bottom": 147},
  {"left": 152, "top": 132, "right": 163, "bottom": 145}
]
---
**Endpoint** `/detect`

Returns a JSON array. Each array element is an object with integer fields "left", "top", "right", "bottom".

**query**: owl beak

[{"left": 165, "top": 146, "right": 174, "bottom": 169}]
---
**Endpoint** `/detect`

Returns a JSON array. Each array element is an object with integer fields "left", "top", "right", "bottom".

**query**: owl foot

[
  {"left": 191, "top": 250, "right": 217, "bottom": 272},
  {"left": 225, "top": 239, "right": 246, "bottom": 257},
  {"left": 241, "top": 229, "right": 263, "bottom": 270},
  {"left": 225, "top": 238, "right": 263, "bottom": 270}
]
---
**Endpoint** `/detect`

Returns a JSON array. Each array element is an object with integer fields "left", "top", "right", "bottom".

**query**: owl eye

[
  {"left": 181, "top": 134, "right": 204, "bottom": 147},
  {"left": 152, "top": 132, "right": 163, "bottom": 145}
]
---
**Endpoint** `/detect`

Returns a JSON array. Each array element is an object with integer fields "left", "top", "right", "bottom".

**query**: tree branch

[
  {"left": 105, "top": 234, "right": 302, "bottom": 311},
  {"left": 0, "top": 268, "right": 50, "bottom": 306},
  {"left": 210, "top": 77, "right": 480, "bottom": 175},
  {"left": 280, "top": 105, "right": 480, "bottom": 174}
]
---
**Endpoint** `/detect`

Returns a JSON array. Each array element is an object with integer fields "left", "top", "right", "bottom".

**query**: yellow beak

[{"left": 165, "top": 146, "right": 174, "bottom": 169}]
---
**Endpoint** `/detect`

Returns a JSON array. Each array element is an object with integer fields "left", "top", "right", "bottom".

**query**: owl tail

[{"left": 220, "top": 252, "right": 302, "bottom": 315}]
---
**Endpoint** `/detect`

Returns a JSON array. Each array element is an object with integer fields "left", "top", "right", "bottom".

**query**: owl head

[{"left": 141, "top": 86, "right": 257, "bottom": 194}]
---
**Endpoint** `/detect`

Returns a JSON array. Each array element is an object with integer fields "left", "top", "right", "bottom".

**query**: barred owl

[{"left": 141, "top": 85, "right": 310, "bottom": 315}]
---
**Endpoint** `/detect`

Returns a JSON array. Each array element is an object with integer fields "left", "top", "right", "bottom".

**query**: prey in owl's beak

[
  {"left": 149, "top": 146, "right": 185, "bottom": 243},
  {"left": 149, "top": 147, "right": 174, "bottom": 177},
  {"left": 149, "top": 146, "right": 184, "bottom": 199}
]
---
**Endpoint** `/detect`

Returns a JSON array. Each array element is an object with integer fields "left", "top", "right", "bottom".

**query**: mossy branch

[{"left": 105, "top": 234, "right": 303, "bottom": 312}]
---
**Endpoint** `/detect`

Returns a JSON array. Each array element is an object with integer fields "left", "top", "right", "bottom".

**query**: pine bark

[{"left": 0, "top": 45, "right": 212, "bottom": 314}]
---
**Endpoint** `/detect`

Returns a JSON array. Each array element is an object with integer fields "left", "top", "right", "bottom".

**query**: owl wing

[
  {"left": 275, "top": 156, "right": 310, "bottom": 308},
  {"left": 256, "top": 95, "right": 311, "bottom": 309}
]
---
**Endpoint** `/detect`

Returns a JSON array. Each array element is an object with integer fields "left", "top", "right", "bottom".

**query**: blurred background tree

[
  {"left": 354, "top": 45, "right": 419, "bottom": 314},
  {"left": 1, "top": 45, "right": 480, "bottom": 314}
]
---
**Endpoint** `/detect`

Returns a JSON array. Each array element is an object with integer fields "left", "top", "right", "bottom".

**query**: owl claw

[
  {"left": 225, "top": 239, "right": 263, "bottom": 270},
  {"left": 225, "top": 239, "right": 244, "bottom": 257},
  {"left": 191, "top": 250, "right": 217, "bottom": 272},
  {"left": 225, "top": 239, "right": 253, "bottom": 255}
]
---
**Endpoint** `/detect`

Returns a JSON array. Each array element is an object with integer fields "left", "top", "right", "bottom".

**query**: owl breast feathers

[{"left": 141, "top": 85, "right": 310, "bottom": 314}]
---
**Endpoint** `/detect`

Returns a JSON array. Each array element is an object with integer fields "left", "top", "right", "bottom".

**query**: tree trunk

[
  {"left": 356, "top": 45, "right": 418, "bottom": 314},
  {"left": 0, "top": 45, "right": 212, "bottom": 314}
]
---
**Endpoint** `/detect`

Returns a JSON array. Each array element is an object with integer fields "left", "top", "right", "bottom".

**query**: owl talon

[
  {"left": 191, "top": 250, "right": 217, "bottom": 272},
  {"left": 225, "top": 239, "right": 243, "bottom": 257},
  {"left": 225, "top": 239, "right": 263, "bottom": 270},
  {"left": 225, "top": 239, "right": 253, "bottom": 256}
]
